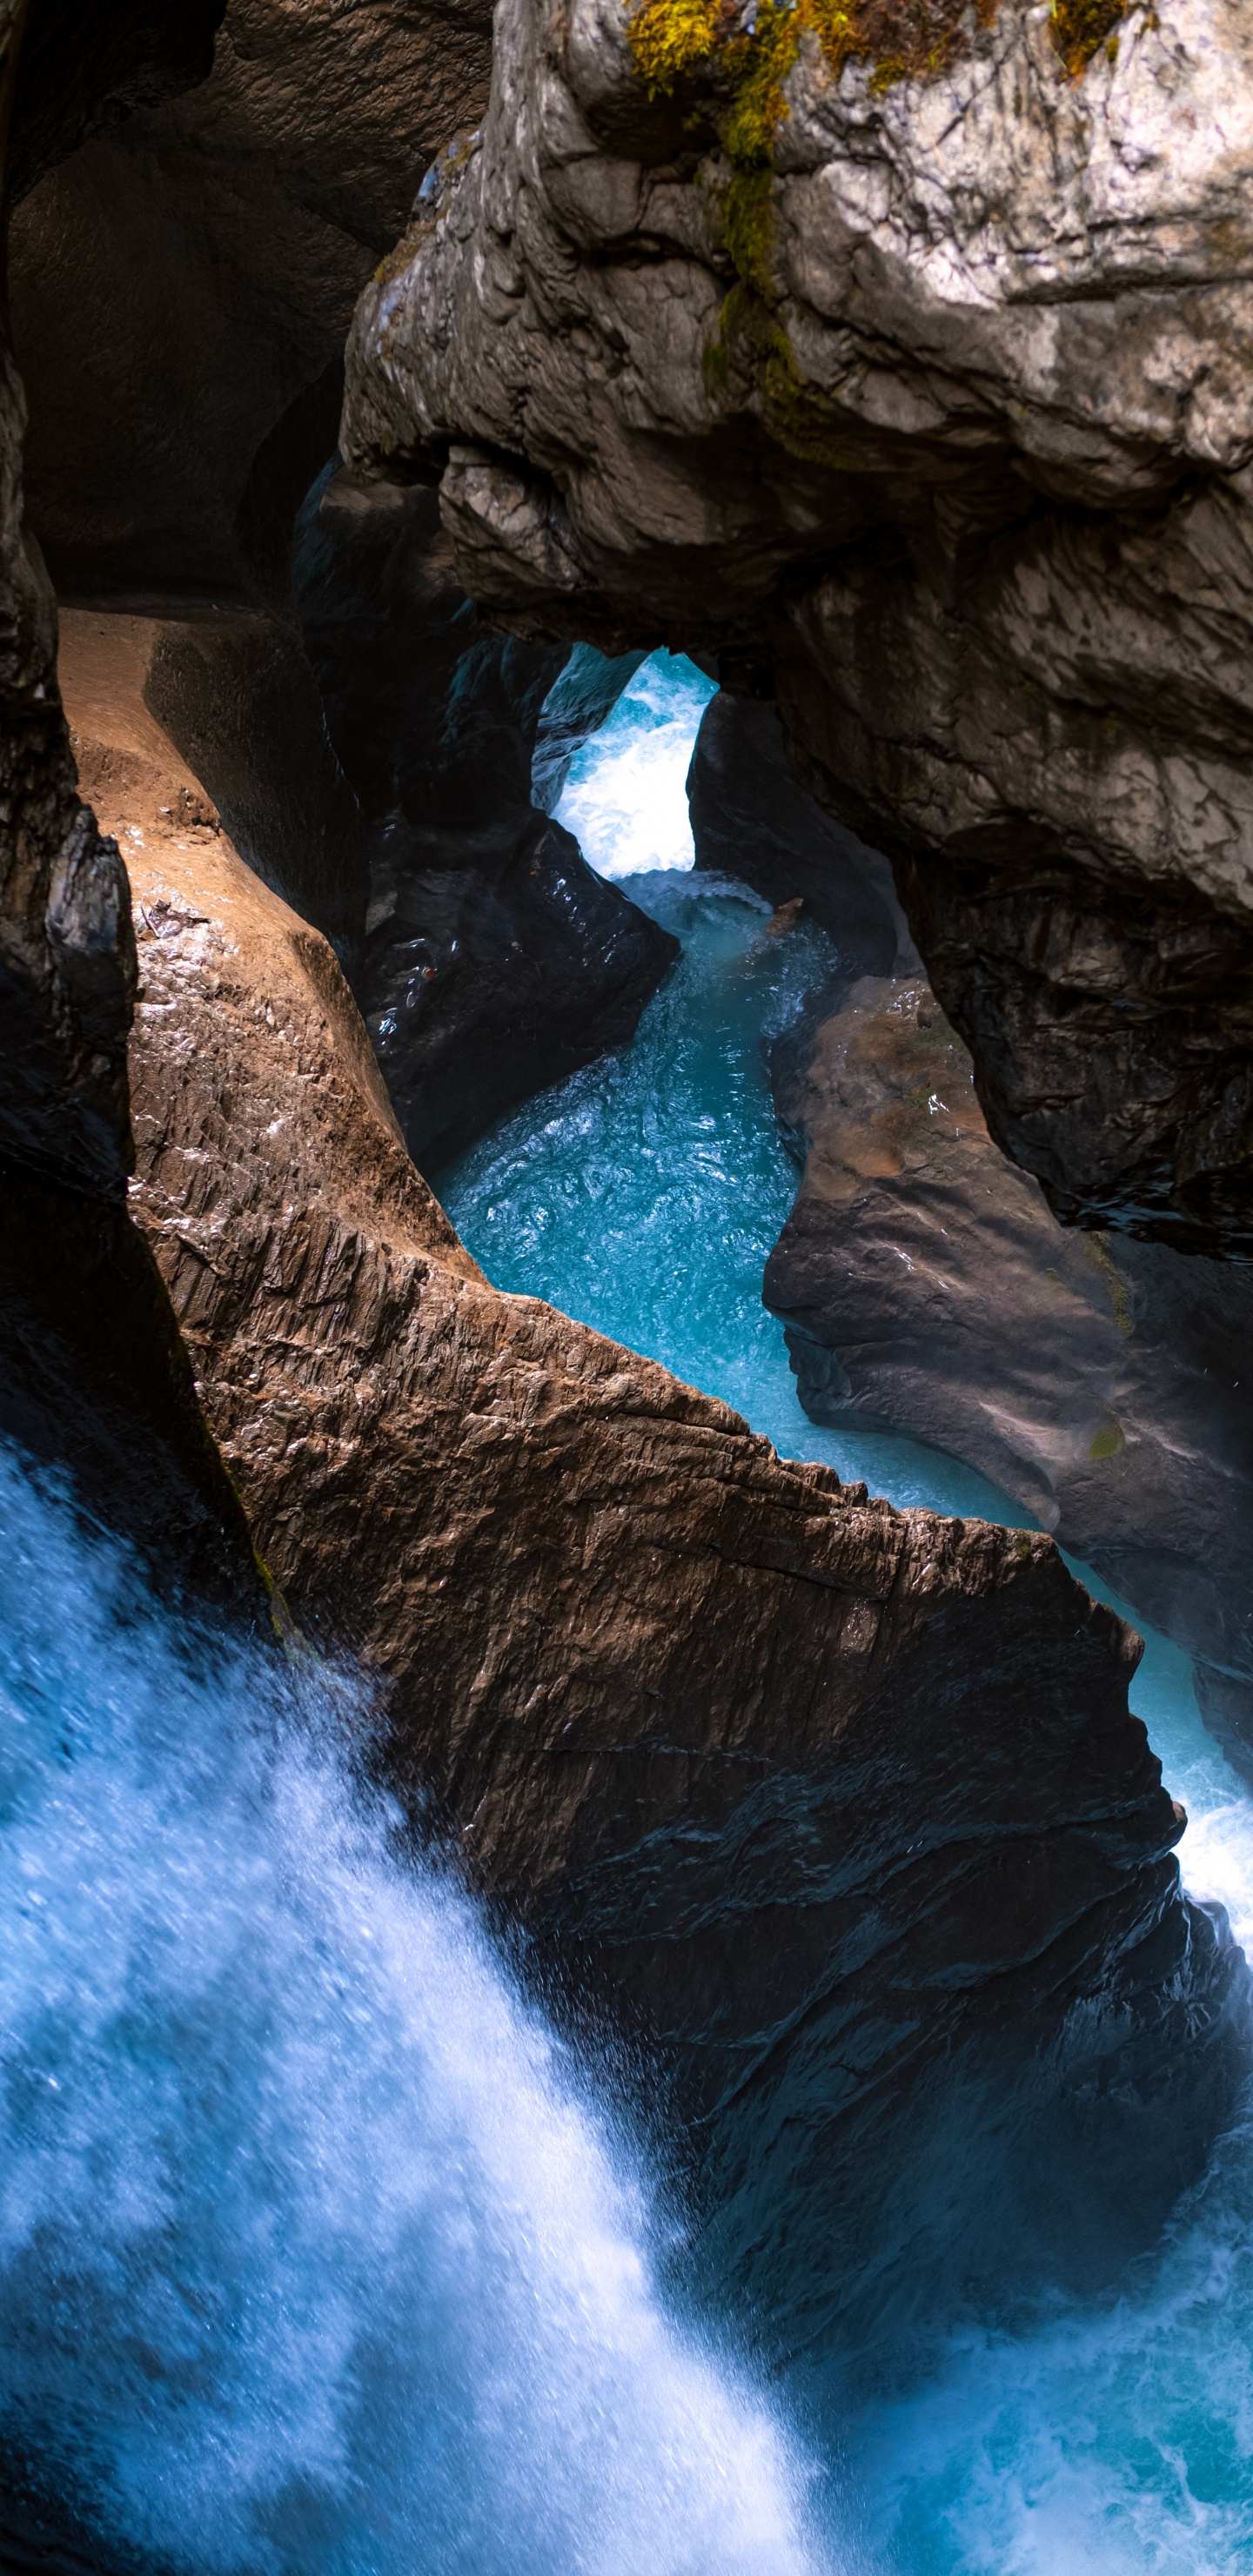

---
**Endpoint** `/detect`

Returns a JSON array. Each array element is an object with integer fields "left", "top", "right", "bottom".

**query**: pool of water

[{"left": 433, "top": 651, "right": 1253, "bottom": 2575}]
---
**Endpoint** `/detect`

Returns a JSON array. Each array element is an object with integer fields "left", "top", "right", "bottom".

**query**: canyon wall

[
  {"left": 54, "top": 614, "right": 1243, "bottom": 2371},
  {"left": 2, "top": 0, "right": 1250, "bottom": 2432},
  {"left": 341, "top": 0, "right": 1253, "bottom": 1257},
  {"left": 0, "top": 0, "right": 263, "bottom": 1613}
]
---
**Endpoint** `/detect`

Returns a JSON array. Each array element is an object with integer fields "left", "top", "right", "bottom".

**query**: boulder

[
  {"left": 292, "top": 468, "right": 677, "bottom": 1169},
  {"left": 767, "top": 976, "right": 1253, "bottom": 1774},
  {"left": 97, "top": 708, "right": 1246, "bottom": 2367},
  {"left": 342, "top": 0, "right": 1253, "bottom": 1255}
]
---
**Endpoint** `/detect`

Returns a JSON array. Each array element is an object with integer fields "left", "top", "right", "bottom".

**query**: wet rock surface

[
  {"left": 114, "top": 808, "right": 1246, "bottom": 2366},
  {"left": 342, "top": 0, "right": 1253, "bottom": 1253},
  {"left": 0, "top": 0, "right": 264, "bottom": 1620},
  {"left": 293, "top": 470, "right": 677, "bottom": 1167},
  {"left": 766, "top": 976, "right": 1253, "bottom": 1774}
]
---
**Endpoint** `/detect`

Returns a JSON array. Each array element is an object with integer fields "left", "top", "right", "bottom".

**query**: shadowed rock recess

[
  {"left": 291, "top": 466, "right": 675, "bottom": 1167},
  {"left": 9, "top": 0, "right": 499, "bottom": 961},
  {"left": 343, "top": 0, "right": 1253, "bottom": 1257}
]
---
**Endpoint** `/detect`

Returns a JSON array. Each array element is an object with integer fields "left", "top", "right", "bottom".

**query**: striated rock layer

[
  {"left": 343, "top": 0, "right": 1253, "bottom": 1255},
  {"left": 93, "top": 654, "right": 1248, "bottom": 2364}
]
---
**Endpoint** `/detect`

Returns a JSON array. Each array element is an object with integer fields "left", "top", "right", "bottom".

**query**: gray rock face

[
  {"left": 766, "top": 974, "right": 1253, "bottom": 1770},
  {"left": 342, "top": 0, "right": 1253, "bottom": 1255},
  {"left": 292, "top": 468, "right": 677, "bottom": 1169},
  {"left": 687, "top": 688, "right": 915, "bottom": 973},
  {"left": 0, "top": 0, "right": 265, "bottom": 1629}
]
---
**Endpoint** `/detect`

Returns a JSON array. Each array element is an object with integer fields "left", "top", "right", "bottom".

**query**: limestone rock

[
  {"left": 113, "top": 779, "right": 1245, "bottom": 2363},
  {"left": 342, "top": 0, "right": 1253, "bottom": 1254},
  {"left": 766, "top": 976, "right": 1253, "bottom": 1777},
  {"left": 292, "top": 469, "right": 677, "bottom": 1166}
]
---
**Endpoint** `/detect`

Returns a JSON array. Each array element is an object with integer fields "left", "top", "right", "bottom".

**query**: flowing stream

[{"left": 437, "top": 651, "right": 1253, "bottom": 2573}]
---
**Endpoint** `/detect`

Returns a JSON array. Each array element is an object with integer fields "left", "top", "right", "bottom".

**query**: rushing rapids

[
  {"left": 0, "top": 1441, "right": 828, "bottom": 2576},
  {"left": 435, "top": 651, "right": 1253, "bottom": 2573}
]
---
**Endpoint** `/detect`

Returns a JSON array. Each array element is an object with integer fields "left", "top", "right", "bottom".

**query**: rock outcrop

[
  {"left": 342, "top": 0, "right": 1253, "bottom": 1256},
  {"left": 83, "top": 654, "right": 1245, "bottom": 2364},
  {"left": 292, "top": 467, "right": 677, "bottom": 1167},
  {"left": 0, "top": 0, "right": 264, "bottom": 1616},
  {"left": 766, "top": 976, "right": 1253, "bottom": 1775}
]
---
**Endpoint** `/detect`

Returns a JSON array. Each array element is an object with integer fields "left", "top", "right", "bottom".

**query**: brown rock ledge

[{"left": 83, "top": 621, "right": 1246, "bottom": 2363}]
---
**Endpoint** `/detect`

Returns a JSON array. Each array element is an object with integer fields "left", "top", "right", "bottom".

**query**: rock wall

[
  {"left": 86, "top": 673, "right": 1245, "bottom": 2363},
  {"left": 0, "top": 0, "right": 265, "bottom": 1619},
  {"left": 687, "top": 688, "right": 915, "bottom": 973},
  {"left": 766, "top": 976, "right": 1253, "bottom": 1774},
  {"left": 292, "top": 467, "right": 676, "bottom": 1168},
  {"left": 341, "top": 0, "right": 1253, "bottom": 1256}
]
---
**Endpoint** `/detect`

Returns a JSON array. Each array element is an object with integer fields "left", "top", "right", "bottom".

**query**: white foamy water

[
  {"left": 0, "top": 1445, "right": 829, "bottom": 2576},
  {"left": 554, "top": 652, "right": 717, "bottom": 876}
]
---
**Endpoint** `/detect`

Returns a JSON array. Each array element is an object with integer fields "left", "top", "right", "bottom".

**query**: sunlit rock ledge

[{"left": 343, "top": 0, "right": 1253, "bottom": 1258}]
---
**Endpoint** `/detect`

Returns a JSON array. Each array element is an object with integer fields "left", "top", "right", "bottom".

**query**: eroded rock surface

[
  {"left": 343, "top": 0, "right": 1253, "bottom": 1253},
  {"left": 293, "top": 468, "right": 677, "bottom": 1166},
  {"left": 112, "top": 785, "right": 1246, "bottom": 2364},
  {"left": 766, "top": 976, "right": 1253, "bottom": 1773},
  {"left": 0, "top": 0, "right": 263, "bottom": 1615}
]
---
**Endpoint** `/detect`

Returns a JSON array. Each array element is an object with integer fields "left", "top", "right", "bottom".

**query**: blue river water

[
  {"left": 438, "top": 650, "right": 1253, "bottom": 2573},
  {"left": 2, "top": 651, "right": 1250, "bottom": 2576}
]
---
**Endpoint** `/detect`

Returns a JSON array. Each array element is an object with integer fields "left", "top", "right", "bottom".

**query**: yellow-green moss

[
  {"left": 633, "top": 0, "right": 1127, "bottom": 458},
  {"left": 1049, "top": 0, "right": 1125, "bottom": 75}
]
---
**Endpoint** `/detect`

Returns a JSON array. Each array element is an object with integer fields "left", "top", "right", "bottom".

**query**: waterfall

[{"left": 0, "top": 1445, "right": 829, "bottom": 2576}]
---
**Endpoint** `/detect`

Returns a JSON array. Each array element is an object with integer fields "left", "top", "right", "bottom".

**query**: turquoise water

[{"left": 436, "top": 651, "right": 1253, "bottom": 2575}]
